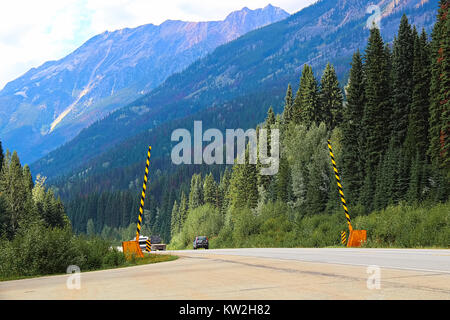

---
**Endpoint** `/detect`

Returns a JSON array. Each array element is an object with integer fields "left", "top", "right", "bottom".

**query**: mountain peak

[
  {"left": 0, "top": 4, "right": 291, "bottom": 163},
  {"left": 225, "top": 5, "right": 289, "bottom": 21}
]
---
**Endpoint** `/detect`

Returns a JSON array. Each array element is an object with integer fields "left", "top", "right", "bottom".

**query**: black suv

[{"left": 193, "top": 236, "right": 209, "bottom": 249}]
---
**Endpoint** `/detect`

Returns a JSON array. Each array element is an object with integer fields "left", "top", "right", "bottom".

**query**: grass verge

[{"left": 0, "top": 253, "right": 178, "bottom": 282}]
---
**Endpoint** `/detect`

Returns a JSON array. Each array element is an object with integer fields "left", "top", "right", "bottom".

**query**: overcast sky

[{"left": 0, "top": 0, "right": 316, "bottom": 90}]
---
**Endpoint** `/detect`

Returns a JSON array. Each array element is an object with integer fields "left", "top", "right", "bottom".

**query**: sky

[{"left": 0, "top": 0, "right": 316, "bottom": 90}]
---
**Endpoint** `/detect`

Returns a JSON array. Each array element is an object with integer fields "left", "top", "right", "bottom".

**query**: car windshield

[{"left": 197, "top": 236, "right": 207, "bottom": 241}]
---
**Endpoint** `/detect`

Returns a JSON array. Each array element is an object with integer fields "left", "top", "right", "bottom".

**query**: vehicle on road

[
  {"left": 133, "top": 235, "right": 149, "bottom": 251},
  {"left": 132, "top": 235, "right": 167, "bottom": 251},
  {"left": 193, "top": 236, "right": 209, "bottom": 249}
]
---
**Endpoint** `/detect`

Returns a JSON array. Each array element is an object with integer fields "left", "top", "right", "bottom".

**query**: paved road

[{"left": 1, "top": 248, "right": 449, "bottom": 299}]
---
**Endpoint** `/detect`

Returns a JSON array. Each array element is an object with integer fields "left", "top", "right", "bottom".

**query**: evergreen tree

[
  {"left": 293, "top": 64, "right": 320, "bottom": 127},
  {"left": 392, "top": 14, "right": 414, "bottom": 147},
  {"left": 319, "top": 63, "right": 343, "bottom": 130},
  {"left": 305, "top": 144, "right": 329, "bottom": 215},
  {"left": 341, "top": 50, "right": 365, "bottom": 205},
  {"left": 23, "top": 165, "right": 34, "bottom": 195},
  {"left": 218, "top": 167, "right": 231, "bottom": 214},
  {"left": 203, "top": 173, "right": 217, "bottom": 205},
  {"left": 178, "top": 191, "right": 188, "bottom": 226},
  {"left": 276, "top": 155, "right": 292, "bottom": 203},
  {"left": 86, "top": 219, "right": 95, "bottom": 237},
  {"left": 360, "top": 27, "right": 392, "bottom": 207},
  {"left": 188, "top": 174, "right": 204, "bottom": 210},
  {"left": 0, "top": 140, "right": 3, "bottom": 174},
  {"left": 404, "top": 28, "right": 431, "bottom": 160},
  {"left": 170, "top": 200, "right": 179, "bottom": 236},
  {"left": 266, "top": 106, "right": 276, "bottom": 127},
  {"left": 0, "top": 151, "right": 27, "bottom": 234},
  {"left": 283, "top": 84, "right": 294, "bottom": 124},
  {"left": 243, "top": 145, "right": 259, "bottom": 209},
  {"left": 428, "top": 1, "right": 450, "bottom": 199}
]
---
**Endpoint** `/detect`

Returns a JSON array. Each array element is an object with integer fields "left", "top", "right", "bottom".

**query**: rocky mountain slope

[
  {"left": 31, "top": 0, "right": 438, "bottom": 181},
  {"left": 0, "top": 5, "right": 289, "bottom": 163}
]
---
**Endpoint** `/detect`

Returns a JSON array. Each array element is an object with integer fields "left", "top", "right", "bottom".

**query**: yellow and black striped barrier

[
  {"left": 327, "top": 140, "right": 367, "bottom": 247},
  {"left": 136, "top": 146, "right": 152, "bottom": 240},
  {"left": 327, "top": 140, "right": 353, "bottom": 232},
  {"left": 341, "top": 231, "right": 347, "bottom": 245},
  {"left": 146, "top": 239, "right": 151, "bottom": 252}
]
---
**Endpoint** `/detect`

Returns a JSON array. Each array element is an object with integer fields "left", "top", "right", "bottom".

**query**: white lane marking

[{"left": 167, "top": 249, "right": 450, "bottom": 274}]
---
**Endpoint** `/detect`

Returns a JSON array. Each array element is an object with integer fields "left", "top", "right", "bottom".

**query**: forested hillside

[
  {"left": 32, "top": 0, "right": 437, "bottom": 180},
  {"left": 59, "top": 4, "right": 450, "bottom": 247},
  {"left": 169, "top": 10, "right": 449, "bottom": 249},
  {"left": 0, "top": 142, "right": 137, "bottom": 279}
]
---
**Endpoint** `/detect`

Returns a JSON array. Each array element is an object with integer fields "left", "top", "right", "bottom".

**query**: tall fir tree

[
  {"left": 360, "top": 26, "right": 393, "bottom": 210},
  {"left": 319, "top": 63, "right": 343, "bottom": 131},
  {"left": 0, "top": 140, "right": 3, "bottom": 174},
  {"left": 178, "top": 191, "right": 188, "bottom": 227},
  {"left": 0, "top": 151, "right": 28, "bottom": 234},
  {"left": 293, "top": 64, "right": 320, "bottom": 127},
  {"left": 341, "top": 50, "right": 365, "bottom": 205},
  {"left": 428, "top": 1, "right": 450, "bottom": 200},
  {"left": 276, "top": 155, "right": 292, "bottom": 203},
  {"left": 283, "top": 84, "right": 294, "bottom": 124},
  {"left": 405, "top": 28, "right": 431, "bottom": 160},
  {"left": 170, "top": 200, "right": 180, "bottom": 236},
  {"left": 188, "top": 174, "right": 204, "bottom": 210},
  {"left": 392, "top": 14, "right": 414, "bottom": 147},
  {"left": 203, "top": 173, "right": 217, "bottom": 205}
]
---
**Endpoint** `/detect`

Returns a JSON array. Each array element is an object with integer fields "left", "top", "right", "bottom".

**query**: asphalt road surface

[{"left": 1, "top": 248, "right": 449, "bottom": 299}]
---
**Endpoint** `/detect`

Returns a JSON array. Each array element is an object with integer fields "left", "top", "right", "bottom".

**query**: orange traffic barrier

[
  {"left": 122, "top": 240, "right": 144, "bottom": 260},
  {"left": 347, "top": 230, "right": 367, "bottom": 247}
]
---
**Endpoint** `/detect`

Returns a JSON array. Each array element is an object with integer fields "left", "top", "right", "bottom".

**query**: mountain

[
  {"left": 31, "top": 0, "right": 438, "bottom": 181},
  {"left": 0, "top": 5, "right": 289, "bottom": 163}
]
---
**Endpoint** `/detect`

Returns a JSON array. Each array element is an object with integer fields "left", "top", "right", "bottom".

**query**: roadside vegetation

[
  {"left": 0, "top": 147, "right": 176, "bottom": 281},
  {"left": 169, "top": 10, "right": 450, "bottom": 250},
  {"left": 169, "top": 201, "right": 449, "bottom": 250}
]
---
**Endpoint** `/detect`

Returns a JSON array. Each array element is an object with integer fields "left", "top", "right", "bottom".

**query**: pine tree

[
  {"left": 170, "top": 200, "right": 179, "bottom": 236},
  {"left": 0, "top": 151, "right": 27, "bottom": 235},
  {"left": 293, "top": 64, "right": 320, "bottom": 127},
  {"left": 23, "top": 165, "right": 34, "bottom": 195},
  {"left": 428, "top": 1, "right": 450, "bottom": 199},
  {"left": 0, "top": 193, "right": 11, "bottom": 239},
  {"left": 276, "top": 155, "right": 292, "bottom": 203},
  {"left": 218, "top": 167, "right": 231, "bottom": 214},
  {"left": 178, "top": 191, "right": 188, "bottom": 226},
  {"left": 404, "top": 28, "right": 431, "bottom": 160},
  {"left": 406, "top": 151, "right": 423, "bottom": 203},
  {"left": 319, "top": 63, "right": 343, "bottom": 130},
  {"left": 243, "top": 145, "right": 259, "bottom": 209},
  {"left": 266, "top": 106, "right": 276, "bottom": 127},
  {"left": 341, "top": 50, "right": 365, "bottom": 205},
  {"left": 188, "top": 174, "right": 203, "bottom": 210},
  {"left": 0, "top": 140, "right": 4, "bottom": 174},
  {"left": 305, "top": 145, "right": 329, "bottom": 215},
  {"left": 203, "top": 173, "right": 217, "bottom": 205},
  {"left": 360, "top": 27, "right": 392, "bottom": 207},
  {"left": 86, "top": 219, "right": 95, "bottom": 237},
  {"left": 283, "top": 84, "right": 294, "bottom": 124},
  {"left": 392, "top": 14, "right": 414, "bottom": 147}
]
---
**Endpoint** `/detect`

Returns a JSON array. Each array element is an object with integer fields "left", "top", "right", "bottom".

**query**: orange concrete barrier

[
  {"left": 347, "top": 230, "right": 367, "bottom": 247},
  {"left": 122, "top": 241, "right": 144, "bottom": 260}
]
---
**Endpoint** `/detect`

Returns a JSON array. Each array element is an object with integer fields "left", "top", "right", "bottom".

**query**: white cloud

[{"left": 0, "top": 0, "right": 316, "bottom": 90}]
